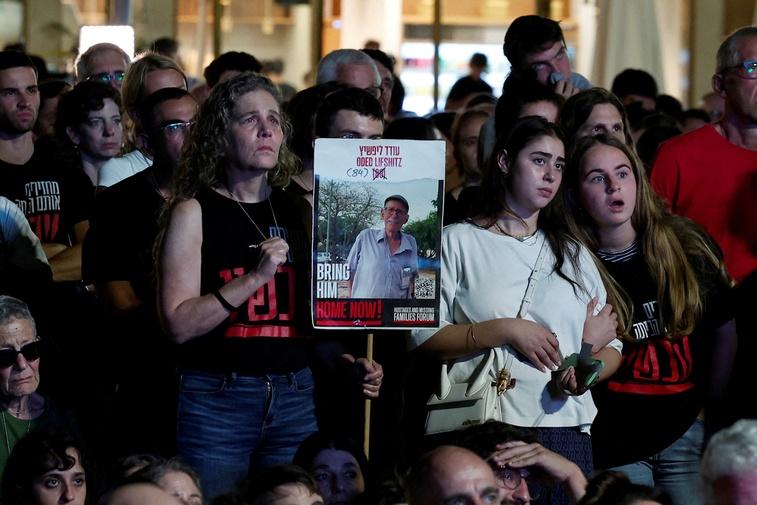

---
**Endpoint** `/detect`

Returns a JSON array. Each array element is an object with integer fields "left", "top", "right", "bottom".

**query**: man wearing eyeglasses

[
  {"left": 361, "top": 49, "right": 394, "bottom": 117},
  {"left": 85, "top": 87, "right": 197, "bottom": 456},
  {"left": 455, "top": 422, "right": 589, "bottom": 505},
  {"left": 347, "top": 194, "right": 418, "bottom": 299},
  {"left": 651, "top": 26, "right": 757, "bottom": 285},
  {"left": 75, "top": 43, "right": 131, "bottom": 91}
]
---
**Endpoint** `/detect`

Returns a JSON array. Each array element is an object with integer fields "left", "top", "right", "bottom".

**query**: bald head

[
  {"left": 107, "top": 483, "right": 183, "bottom": 505},
  {"left": 406, "top": 446, "right": 501, "bottom": 505}
]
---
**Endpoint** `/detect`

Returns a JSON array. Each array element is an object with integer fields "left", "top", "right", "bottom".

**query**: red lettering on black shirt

[{"left": 217, "top": 264, "right": 299, "bottom": 338}]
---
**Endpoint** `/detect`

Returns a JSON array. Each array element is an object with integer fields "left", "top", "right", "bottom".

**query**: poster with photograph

[{"left": 312, "top": 138, "right": 445, "bottom": 329}]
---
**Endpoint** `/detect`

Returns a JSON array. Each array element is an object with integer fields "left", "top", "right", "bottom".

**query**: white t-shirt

[
  {"left": 0, "top": 196, "right": 49, "bottom": 268},
  {"left": 411, "top": 223, "right": 622, "bottom": 429},
  {"left": 98, "top": 150, "right": 151, "bottom": 188}
]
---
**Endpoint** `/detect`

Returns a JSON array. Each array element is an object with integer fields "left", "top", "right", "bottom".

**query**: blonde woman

[{"left": 562, "top": 134, "right": 736, "bottom": 504}]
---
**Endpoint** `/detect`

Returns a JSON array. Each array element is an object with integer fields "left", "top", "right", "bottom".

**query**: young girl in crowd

[
  {"left": 411, "top": 117, "right": 622, "bottom": 504},
  {"left": 2, "top": 431, "right": 88, "bottom": 505},
  {"left": 293, "top": 433, "right": 369, "bottom": 505},
  {"left": 562, "top": 135, "right": 736, "bottom": 505},
  {"left": 443, "top": 107, "right": 491, "bottom": 225}
]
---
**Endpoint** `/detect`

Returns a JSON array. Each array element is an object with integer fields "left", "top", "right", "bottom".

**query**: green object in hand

[{"left": 558, "top": 343, "right": 605, "bottom": 389}]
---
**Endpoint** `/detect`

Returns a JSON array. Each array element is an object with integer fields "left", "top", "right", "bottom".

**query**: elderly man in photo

[{"left": 347, "top": 195, "right": 418, "bottom": 299}]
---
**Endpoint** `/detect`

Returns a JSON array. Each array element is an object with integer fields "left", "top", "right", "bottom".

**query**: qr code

[{"left": 415, "top": 276, "right": 435, "bottom": 299}]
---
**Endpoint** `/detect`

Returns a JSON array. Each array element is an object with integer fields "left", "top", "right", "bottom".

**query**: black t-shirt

[
  {"left": 0, "top": 145, "right": 93, "bottom": 244},
  {"left": 87, "top": 167, "right": 164, "bottom": 303},
  {"left": 177, "top": 186, "right": 310, "bottom": 375},
  {"left": 591, "top": 241, "right": 732, "bottom": 468},
  {"left": 443, "top": 186, "right": 481, "bottom": 226}
]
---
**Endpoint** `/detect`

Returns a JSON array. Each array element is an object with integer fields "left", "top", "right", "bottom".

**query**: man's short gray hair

[
  {"left": 0, "top": 295, "right": 35, "bottom": 333},
  {"left": 716, "top": 26, "right": 757, "bottom": 73},
  {"left": 316, "top": 49, "right": 380, "bottom": 86},
  {"left": 701, "top": 419, "right": 757, "bottom": 504},
  {"left": 75, "top": 43, "right": 132, "bottom": 82}
]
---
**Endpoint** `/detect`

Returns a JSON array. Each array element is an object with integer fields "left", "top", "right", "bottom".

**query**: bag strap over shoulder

[{"left": 516, "top": 236, "right": 548, "bottom": 319}]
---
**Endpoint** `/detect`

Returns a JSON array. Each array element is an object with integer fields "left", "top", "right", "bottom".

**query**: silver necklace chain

[
  {"left": 493, "top": 221, "right": 536, "bottom": 242},
  {"left": 226, "top": 185, "right": 280, "bottom": 243}
]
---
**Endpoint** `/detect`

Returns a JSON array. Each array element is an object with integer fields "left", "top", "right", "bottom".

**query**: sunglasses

[
  {"left": 88, "top": 71, "right": 126, "bottom": 84},
  {"left": 0, "top": 340, "right": 41, "bottom": 368}
]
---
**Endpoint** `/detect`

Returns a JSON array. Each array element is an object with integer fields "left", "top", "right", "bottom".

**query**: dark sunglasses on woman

[{"left": 0, "top": 340, "right": 41, "bottom": 368}]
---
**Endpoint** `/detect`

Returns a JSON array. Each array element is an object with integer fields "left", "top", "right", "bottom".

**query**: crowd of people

[{"left": 0, "top": 11, "right": 755, "bottom": 505}]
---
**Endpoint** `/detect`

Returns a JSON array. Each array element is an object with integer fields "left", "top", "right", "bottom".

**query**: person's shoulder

[
  {"left": 170, "top": 197, "right": 202, "bottom": 221},
  {"left": 113, "top": 149, "right": 150, "bottom": 165},
  {"left": 660, "top": 124, "right": 718, "bottom": 153},
  {"left": 100, "top": 150, "right": 150, "bottom": 178},
  {"left": 0, "top": 196, "right": 25, "bottom": 221},
  {"left": 357, "top": 227, "right": 378, "bottom": 240},
  {"left": 442, "top": 220, "right": 481, "bottom": 242},
  {"left": 444, "top": 219, "right": 478, "bottom": 232},
  {"left": 0, "top": 196, "right": 24, "bottom": 236},
  {"left": 573, "top": 239, "right": 600, "bottom": 267},
  {"left": 0, "top": 195, "right": 15, "bottom": 213},
  {"left": 111, "top": 169, "right": 151, "bottom": 193},
  {"left": 98, "top": 171, "right": 153, "bottom": 207}
]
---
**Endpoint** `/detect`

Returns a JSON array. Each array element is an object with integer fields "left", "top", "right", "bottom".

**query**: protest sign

[{"left": 312, "top": 138, "right": 444, "bottom": 329}]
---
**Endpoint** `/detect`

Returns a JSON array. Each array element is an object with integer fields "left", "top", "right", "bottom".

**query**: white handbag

[{"left": 425, "top": 347, "right": 507, "bottom": 434}]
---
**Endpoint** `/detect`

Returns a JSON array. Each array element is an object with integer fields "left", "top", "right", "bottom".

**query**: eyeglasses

[
  {"left": 493, "top": 467, "right": 542, "bottom": 500},
  {"left": 0, "top": 340, "right": 41, "bottom": 369},
  {"left": 160, "top": 121, "right": 196, "bottom": 137},
  {"left": 87, "top": 71, "right": 126, "bottom": 84},
  {"left": 726, "top": 60, "right": 757, "bottom": 79},
  {"left": 383, "top": 207, "right": 407, "bottom": 216}
]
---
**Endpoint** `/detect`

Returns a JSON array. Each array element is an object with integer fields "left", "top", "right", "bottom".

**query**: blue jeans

[
  {"left": 610, "top": 419, "right": 704, "bottom": 505},
  {"left": 176, "top": 368, "right": 318, "bottom": 499}
]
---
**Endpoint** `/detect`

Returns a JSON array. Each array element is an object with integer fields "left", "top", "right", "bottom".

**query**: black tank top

[{"left": 176, "top": 186, "right": 310, "bottom": 375}]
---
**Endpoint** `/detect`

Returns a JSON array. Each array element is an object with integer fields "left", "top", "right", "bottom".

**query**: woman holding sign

[
  {"left": 410, "top": 117, "right": 621, "bottom": 503},
  {"left": 157, "top": 73, "right": 381, "bottom": 499}
]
